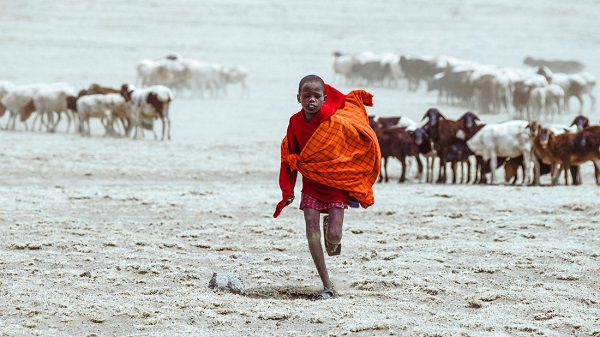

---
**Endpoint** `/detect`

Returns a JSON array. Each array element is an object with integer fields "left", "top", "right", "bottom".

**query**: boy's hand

[{"left": 285, "top": 196, "right": 295, "bottom": 206}]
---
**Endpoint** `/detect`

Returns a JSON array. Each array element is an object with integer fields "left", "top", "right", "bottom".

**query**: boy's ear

[{"left": 323, "top": 94, "right": 327, "bottom": 102}]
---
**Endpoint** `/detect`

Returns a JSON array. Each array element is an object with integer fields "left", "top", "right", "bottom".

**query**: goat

[
  {"left": 31, "top": 84, "right": 77, "bottom": 133},
  {"left": 422, "top": 108, "right": 480, "bottom": 183},
  {"left": 120, "top": 83, "right": 174, "bottom": 140},
  {"left": 76, "top": 94, "right": 127, "bottom": 137},
  {"left": 413, "top": 127, "right": 435, "bottom": 182},
  {"left": 68, "top": 83, "right": 129, "bottom": 135},
  {"left": 527, "top": 121, "right": 579, "bottom": 185},
  {"left": 386, "top": 127, "right": 423, "bottom": 182},
  {"left": 537, "top": 67, "right": 597, "bottom": 115},
  {"left": 466, "top": 120, "right": 535, "bottom": 185},
  {"left": 445, "top": 140, "right": 474, "bottom": 183},
  {"left": 0, "top": 81, "right": 16, "bottom": 122},
  {"left": 571, "top": 115, "right": 590, "bottom": 131},
  {"left": 540, "top": 126, "right": 600, "bottom": 185},
  {"left": 1, "top": 83, "right": 46, "bottom": 131}
]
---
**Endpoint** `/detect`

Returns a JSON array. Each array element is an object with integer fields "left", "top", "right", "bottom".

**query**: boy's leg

[
  {"left": 304, "top": 208, "right": 333, "bottom": 290},
  {"left": 325, "top": 208, "right": 344, "bottom": 247}
]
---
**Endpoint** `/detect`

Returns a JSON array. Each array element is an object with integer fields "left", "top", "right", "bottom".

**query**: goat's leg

[
  {"left": 436, "top": 152, "right": 446, "bottom": 184},
  {"left": 490, "top": 153, "right": 499, "bottom": 185},
  {"left": 451, "top": 162, "right": 457, "bottom": 184},
  {"left": 466, "top": 159, "right": 472, "bottom": 184},
  {"left": 160, "top": 117, "right": 166, "bottom": 141},
  {"left": 381, "top": 157, "right": 389, "bottom": 183},
  {"left": 167, "top": 117, "right": 171, "bottom": 140},
  {"left": 563, "top": 164, "right": 571, "bottom": 186},
  {"left": 593, "top": 160, "right": 600, "bottom": 185},
  {"left": 416, "top": 156, "right": 423, "bottom": 183},
  {"left": 551, "top": 162, "right": 562, "bottom": 185},
  {"left": 399, "top": 157, "right": 406, "bottom": 183},
  {"left": 570, "top": 165, "right": 581, "bottom": 185}
]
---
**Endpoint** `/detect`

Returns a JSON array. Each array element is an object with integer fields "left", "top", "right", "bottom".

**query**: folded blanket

[{"left": 274, "top": 89, "right": 381, "bottom": 217}]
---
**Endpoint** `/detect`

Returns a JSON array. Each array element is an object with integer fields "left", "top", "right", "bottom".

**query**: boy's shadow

[{"left": 243, "top": 285, "right": 318, "bottom": 300}]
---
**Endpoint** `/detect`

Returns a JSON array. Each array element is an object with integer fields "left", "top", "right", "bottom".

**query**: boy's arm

[{"left": 274, "top": 124, "right": 299, "bottom": 218}]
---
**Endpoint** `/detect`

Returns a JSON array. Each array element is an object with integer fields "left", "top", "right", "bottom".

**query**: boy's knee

[
  {"left": 306, "top": 227, "right": 321, "bottom": 242},
  {"left": 327, "top": 229, "right": 342, "bottom": 245}
]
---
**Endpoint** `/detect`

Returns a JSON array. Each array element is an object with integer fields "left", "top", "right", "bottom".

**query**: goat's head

[
  {"left": 459, "top": 111, "right": 480, "bottom": 129},
  {"left": 539, "top": 128, "right": 553, "bottom": 149},
  {"left": 120, "top": 83, "right": 135, "bottom": 101},
  {"left": 413, "top": 128, "right": 428, "bottom": 145},
  {"left": 421, "top": 107, "right": 444, "bottom": 126},
  {"left": 570, "top": 115, "right": 590, "bottom": 131},
  {"left": 527, "top": 120, "right": 541, "bottom": 137}
]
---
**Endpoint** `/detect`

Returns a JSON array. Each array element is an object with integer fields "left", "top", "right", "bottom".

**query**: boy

[{"left": 274, "top": 75, "right": 380, "bottom": 300}]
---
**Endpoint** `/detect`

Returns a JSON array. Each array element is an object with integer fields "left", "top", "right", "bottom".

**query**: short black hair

[{"left": 298, "top": 74, "right": 325, "bottom": 93}]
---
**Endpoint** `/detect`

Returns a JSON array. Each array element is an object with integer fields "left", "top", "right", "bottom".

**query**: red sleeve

[{"left": 274, "top": 123, "right": 298, "bottom": 218}]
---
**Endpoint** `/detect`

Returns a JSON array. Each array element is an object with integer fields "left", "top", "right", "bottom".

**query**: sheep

[
  {"left": 120, "top": 83, "right": 174, "bottom": 140},
  {"left": 466, "top": 120, "right": 535, "bottom": 185}
]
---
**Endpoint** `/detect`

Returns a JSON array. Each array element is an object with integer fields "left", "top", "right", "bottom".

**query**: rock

[{"left": 208, "top": 271, "right": 245, "bottom": 294}]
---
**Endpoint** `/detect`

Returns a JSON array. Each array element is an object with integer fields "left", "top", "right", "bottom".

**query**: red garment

[
  {"left": 274, "top": 89, "right": 379, "bottom": 218},
  {"left": 278, "top": 84, "right": 349, "bottom": 208}
]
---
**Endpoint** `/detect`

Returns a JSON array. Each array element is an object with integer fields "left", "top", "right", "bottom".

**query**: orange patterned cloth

[{"left": 274, "top": 89, "right": 381, "bottom": 217}]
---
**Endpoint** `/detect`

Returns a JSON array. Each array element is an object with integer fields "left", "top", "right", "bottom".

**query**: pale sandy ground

[{"left": 1, "top": 1, "right": 599, "bottom": 336}]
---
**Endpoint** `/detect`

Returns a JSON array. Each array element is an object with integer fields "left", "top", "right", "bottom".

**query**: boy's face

[{"left": 297, "top": 81, "right": 327, "bottom": 118}]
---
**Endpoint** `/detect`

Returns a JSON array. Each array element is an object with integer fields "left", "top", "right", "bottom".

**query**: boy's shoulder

[{"left": 289, "top": 110, "right": 305, "bottom": 124}]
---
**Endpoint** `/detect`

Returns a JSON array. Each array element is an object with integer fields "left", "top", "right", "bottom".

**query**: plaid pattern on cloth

[
  {"left": 280, "top": 89, "right": 381, "bottom": 209},
  {"left": 300, "top": 193, "right": 348, "bottom": 211}
]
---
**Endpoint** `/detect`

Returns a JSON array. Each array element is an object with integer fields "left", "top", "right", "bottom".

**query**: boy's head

[{"left": 297, "top": 74, "right": 327, "bottom": 118}]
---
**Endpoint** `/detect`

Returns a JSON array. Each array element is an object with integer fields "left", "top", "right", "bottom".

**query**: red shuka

[{"left": 278, "top": 84, "right": 349, "bottom": 206}]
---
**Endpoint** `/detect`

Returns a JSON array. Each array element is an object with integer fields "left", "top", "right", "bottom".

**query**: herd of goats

[
  {"left": 333, "top": 52, "right": 596, "bottom": 119},
  {"left": 369, "top": 109, "right": 599, "bottom": 186},
  {"left": 0, "top": 54, "right": 248, "bottom": 140},
  {"left": 331, "top": 51, "right": 599, "bottom": 186},
  {"left": 1, "top": 52, "right": 598, "bottom": 186}
]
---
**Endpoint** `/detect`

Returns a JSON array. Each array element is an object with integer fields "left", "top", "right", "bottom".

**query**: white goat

[
  {"left": 1, "top": 83, "right": 46, "bottom": 131},
  {"left": 76, "top": 94, "right": 118, "bottom": 137},
  {"left": 467, "top": 120, "right": 535, "bottom": 185},
  {"left": 0, "top": 81, "right": 16, "bottom": 121},
  {"left": 120, "top": 83, "right": 174, "bottom": 140},
  {"left": 31, "top": 83, "right": 77, "bottom": 133},
  {"left": 222, "top": 65, "right": 249, "bottom": 98}
]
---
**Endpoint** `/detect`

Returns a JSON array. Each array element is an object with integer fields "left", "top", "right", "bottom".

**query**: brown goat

[
  {"left": 387, "top": 127, "right": 423, "bottom": 182},
  {"left": 422, "top": 108, "right": 480, "bottom": 183},
  {"left": 548, "top": 126, "right": 600, "bottom": 185}
]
